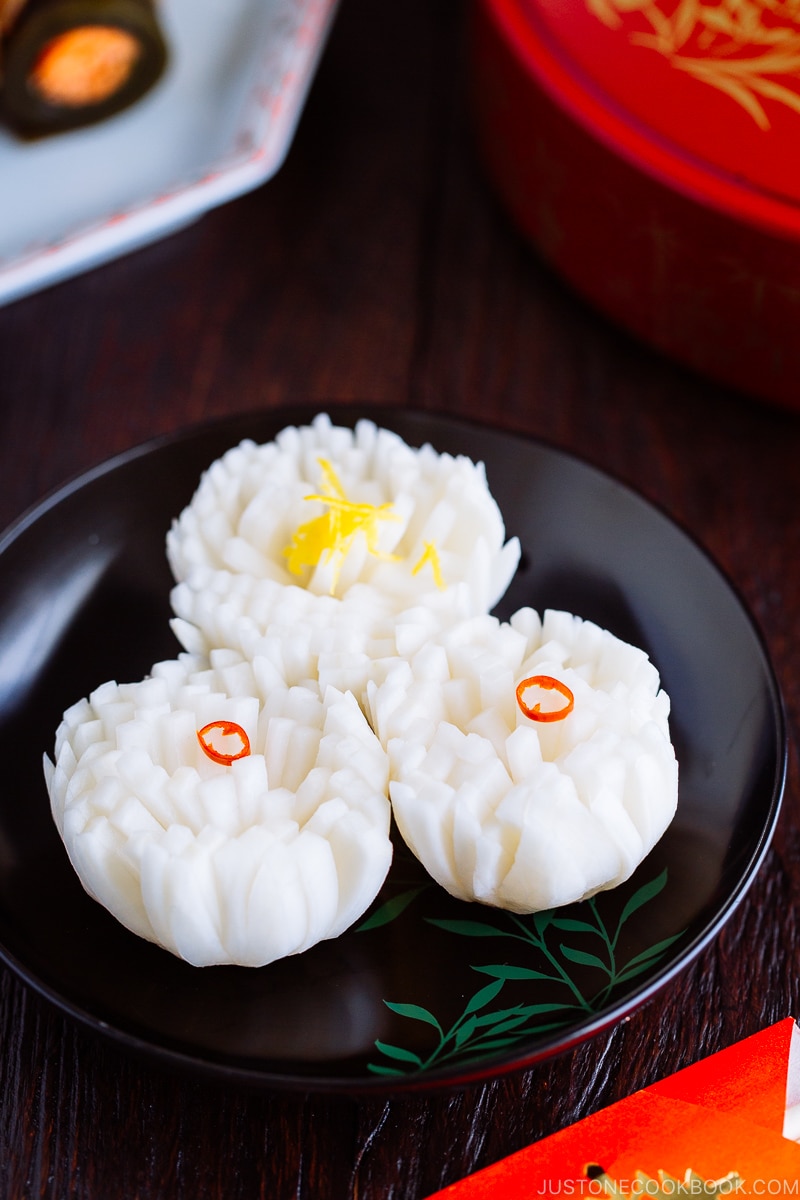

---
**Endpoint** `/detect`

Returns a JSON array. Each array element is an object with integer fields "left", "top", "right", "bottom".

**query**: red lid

[{"left": 495, "top": 0, "right": 800, "bottom": 239}]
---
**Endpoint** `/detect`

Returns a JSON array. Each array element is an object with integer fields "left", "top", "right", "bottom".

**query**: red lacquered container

[{"left": 469, "top": 0, "right": 800, "bottom": 409}]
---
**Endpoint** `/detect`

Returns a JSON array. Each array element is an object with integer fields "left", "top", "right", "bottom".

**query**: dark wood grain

[{"left": 1, "top": 0, "right": 799, "bottom": 1196}]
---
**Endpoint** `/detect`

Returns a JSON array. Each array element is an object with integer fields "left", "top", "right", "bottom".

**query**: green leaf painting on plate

[{"left": 360, "top": 867, "right": 685, "bottom": 1077}]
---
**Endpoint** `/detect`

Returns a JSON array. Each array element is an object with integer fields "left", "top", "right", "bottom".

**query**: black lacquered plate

[{"left": 0, "top": 406, "right": 786, "bottom": 1091}]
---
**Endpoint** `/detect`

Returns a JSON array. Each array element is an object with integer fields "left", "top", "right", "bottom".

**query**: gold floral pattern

[{"left": 586, "top": 0, "right": 800, "bottom": 128}]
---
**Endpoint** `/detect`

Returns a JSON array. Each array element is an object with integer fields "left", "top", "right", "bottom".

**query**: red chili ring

[
  {"left": 197, "top": 720, "right": 251, "bottom": 765},
  {"left": 515, "top": 675, "right": 575, "bottom": 723}
]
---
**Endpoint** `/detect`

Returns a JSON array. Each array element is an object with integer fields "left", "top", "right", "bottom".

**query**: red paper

[{"left": 427, "top": 1019, "right": 800, "bottom": 1197}]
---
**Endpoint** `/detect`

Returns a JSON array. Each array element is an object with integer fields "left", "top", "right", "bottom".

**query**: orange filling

[{"left": 29, "top": 26, "right": 141, "bottom": 108}]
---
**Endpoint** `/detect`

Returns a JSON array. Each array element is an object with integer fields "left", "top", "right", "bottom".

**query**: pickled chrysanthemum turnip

[
  {"left": 166, "top": 413, "right": 520, "bottom": 621},
  {"left": 44, "top": 417, "right": 680, "bottom": 967},
  {"left": 45, "top": 652, "right": 392, "bottom": 967},
  {"left": 367, "top": 609, "right": 678, "bottom": 912}
]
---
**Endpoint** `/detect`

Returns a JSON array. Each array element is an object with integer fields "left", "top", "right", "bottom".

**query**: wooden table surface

[{"left": 1, "top": 1, "right": 799, "bottom": 1195}]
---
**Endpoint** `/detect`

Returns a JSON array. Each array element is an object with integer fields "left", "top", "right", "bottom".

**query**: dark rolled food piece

[{"left": 0, "top": 0, "right": 168, "bottom": 137}]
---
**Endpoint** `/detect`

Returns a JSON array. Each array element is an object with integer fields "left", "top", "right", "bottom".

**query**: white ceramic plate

[{"left": 0, "top": 0, "right": 338, "bottom": 306}]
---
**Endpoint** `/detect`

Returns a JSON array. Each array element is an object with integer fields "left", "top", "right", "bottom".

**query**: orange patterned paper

[{"left": 428, "top": 1018, "right": 800, "bottom": 1197}]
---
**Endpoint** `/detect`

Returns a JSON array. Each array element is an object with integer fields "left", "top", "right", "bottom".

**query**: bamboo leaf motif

[
  {"left": 532, "top": 910, "right": 554, "bottom": 936},
  {"left": 464, "top": 979, "right": 505, "bottom": 1014},
  {"left": 455, "top": 1016, "right": 479, "bottom": 1047},
  {"left": 428, "top": 918, "right": 512, "bottom": 938},
  {"left": 559, "top": 944, "right": 611, "bottom": 971},
  {"left": 356, "top": 885, "right": 427, "bottom": 931},
  {"left": 611, "top": 933, "right": 687, "bottom": 985},
  {"left": 550, "top": 916, "right": 599, "bottom": 934},
  {"left": 383, "top": 1002, "right": 443, "bottom": 1033},
  {"left": 617, "top": 868, "right": 668, "bottom": 926},
  {"left": 367, "top": 868, "right": 687, "bottom": 1076},
  {"left": 472, "top": 963, "right": 560, "bottom": 982},
  {"left": 373, "top": 1041, "right": 424, "bottom": 1066}
]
